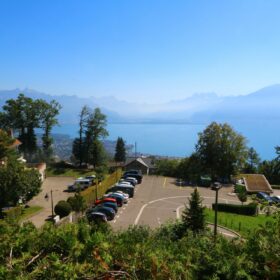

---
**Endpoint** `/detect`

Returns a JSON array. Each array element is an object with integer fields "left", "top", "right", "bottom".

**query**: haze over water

[{"left": 53, "top": 120, "right": 279, "bottom": 160}]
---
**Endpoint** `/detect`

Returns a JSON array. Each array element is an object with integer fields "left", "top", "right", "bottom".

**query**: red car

[{"left": 95, "top": 197, "right": 118, "bottom": 205}]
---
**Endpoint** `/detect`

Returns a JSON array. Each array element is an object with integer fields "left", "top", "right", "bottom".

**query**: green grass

[
  {"left": 46, "top": 167, "right": 95, "bottom": 177},
  {"left": 19, "top": 206, "right": 43, "bottom": 221},
  {"left": 205, "top": 208, "right": 274, "bottom": 237}
]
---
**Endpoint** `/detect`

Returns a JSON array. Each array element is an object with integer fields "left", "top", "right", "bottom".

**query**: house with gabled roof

[{"left": 124, "top": 157, "right": 157, "bottom": 175}]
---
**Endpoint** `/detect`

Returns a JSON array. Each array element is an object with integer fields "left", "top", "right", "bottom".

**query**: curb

[{"left": 206, "top": 222, "right": 241, "bottom": 238}]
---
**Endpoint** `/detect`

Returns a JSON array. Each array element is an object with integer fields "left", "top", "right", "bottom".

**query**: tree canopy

[{"left": 195, "top": 122, "right": 248, "bottom": 181}]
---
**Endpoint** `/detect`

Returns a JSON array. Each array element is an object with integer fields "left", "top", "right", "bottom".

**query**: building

[
  {"left": 237, "top": 174, "right": 273, "bottom": 194},
  {"left": 124, "top": 157, "right": 157, "bottom": 175}
]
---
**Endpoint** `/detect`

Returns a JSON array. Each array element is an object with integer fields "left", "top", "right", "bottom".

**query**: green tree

[
  {"left": 2, "top": 94, "right": 40, "bottom": 159},
  {"left": 114, "top": 137, "right": 126, "bottom": 163},
  {"left": 0, "top": 160, "right": 41, "bottom": 209},
  {"left": 181, "top": 188, "right": 206, "bottom": 234},
  {"left": 77, "top": 106, "right": 90, "bottom": 166},
  {"left": 0, "top": 130, "right": 15, "bottom": 160},
  {"left": 38, "top": 99, "right": 62, "bottom": 160},
  {"left": 85, "top": 108, "right": 108, "bottom": 167},
  {"left": 237, "top": 191, "right": 248, "bottom": 205},
  {"left": 67, "top": 193, "right": 87, "bottom": 213},
  {"left": 196, "top": 122, "right": 248, "bottom": 181},
  {"left": 244, "top": 147, "right": 260, "bottom": 173}
]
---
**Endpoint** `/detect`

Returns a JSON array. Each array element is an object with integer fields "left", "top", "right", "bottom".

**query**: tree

[
  {"left": 114, "top": 137, "right": 126, "bottom": 163},
  {"left": 181, "top": 188, "right": 205, "bottom": 234},
  {"left": 237, "top": 191, "right": 247, "bottom": 205},
  {"left": 195, "top": 122, "right": 248, "bottom": 181},
  {"left": 244, "top": 147, "right": 260, "bottom": 173},
  {"left": 77, "top": 106, "right": 90, "bottom": 166},
  {"left": 38, "top": 99, "right": 62, "bottom": 160},
  {"left": 0, "top": 160, "right": 41, "bottom": 209},
  {"left": 0, "top": 130, "right": 15, "bottom": 160},
  {"left": 67, "top": 193, "right": 87, "bottom": 213},
  {"left": 2, "top": 94, "right": 40, "bottom": 159},
  {"left": 85, "top": 108, "right": 108, "bottom": 167}
]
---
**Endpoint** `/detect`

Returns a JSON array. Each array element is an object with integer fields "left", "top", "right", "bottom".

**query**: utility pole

[
  {"left": 135, "top": 142, "right": 137, "bottom": 159},
  {"left": 211, "top": 182, "right": 222, "bottom": 240},
  {"left": 51, "top": 190, "right": 54, "bottom": 218}
]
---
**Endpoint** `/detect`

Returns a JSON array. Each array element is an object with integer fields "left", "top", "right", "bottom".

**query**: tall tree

[
  {"left": 2, "top": 94, "right": 39, "bottom": 158},
  {"left": 114, "top": 137, "right": 126, "bottom": 163},
  {"left": 181, "top": 188, "right": 205, "bottom": 234},
  {"left": 38, "top": 99, "right": 61, "bottom": 160},
  {"left": 74, "top": 106, "right": 90, "bottom": 166},
  {"left": 196, "top": 122, "right": 248, "bottom": 181},
  {"left": 85, "top": 108, "right": 108, "bottom": 167}
]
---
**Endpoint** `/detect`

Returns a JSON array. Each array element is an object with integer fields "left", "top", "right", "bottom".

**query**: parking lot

[{"left": 111, "top": 175, "right": 241, "bottom": 230}]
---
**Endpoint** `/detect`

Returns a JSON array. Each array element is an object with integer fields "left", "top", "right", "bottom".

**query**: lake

[{"left": 52, "top": 120, "right": 280, "bottom": 160}]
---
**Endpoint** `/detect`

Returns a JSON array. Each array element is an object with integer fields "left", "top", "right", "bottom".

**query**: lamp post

[
  {"left": 45, "top": 189, "right": 55, "bottom": 222},
  {"left": 211, "top": 182, "right": 222, "bottom": 239}
]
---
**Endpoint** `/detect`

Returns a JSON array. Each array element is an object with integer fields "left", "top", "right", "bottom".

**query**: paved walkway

[{"left": 25, "top": 177, "right": 75, "bottom": 227}]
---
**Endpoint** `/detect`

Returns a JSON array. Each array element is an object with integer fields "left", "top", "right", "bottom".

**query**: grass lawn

[
  {"left": 205, "top": 208, "right": 274, "bottom": 237},
  {"left": 19, "top": 206, "right": 43, "bottom": 221},
  {"left": 46, "top": 167, "right": 96, "bottom": 177}
]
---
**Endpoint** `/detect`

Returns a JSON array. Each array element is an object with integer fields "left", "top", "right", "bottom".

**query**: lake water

[{"left": 52, "top": 120, "right": 280, "bottom": 160}]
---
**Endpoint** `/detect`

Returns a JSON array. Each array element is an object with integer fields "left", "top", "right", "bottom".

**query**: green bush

[
  {"left": 235, "top": 184, "right": 246, "bottom": 193},
  {"left": 67, "top": 194, "right": 86, "bottom": 213},
  {"left": 212, "top": 203, "right": 258, "bottom": 216},
  {"left": 54, "top": 200, "right": 72, "bottom": 218}
]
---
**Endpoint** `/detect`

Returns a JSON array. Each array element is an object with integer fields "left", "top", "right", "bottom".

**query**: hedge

[
  {"left": 272, "top": 185, "right": 280, "bottom": 190},
  {"left": 212, "top": 203, "right": 258, "bottom": 216}
]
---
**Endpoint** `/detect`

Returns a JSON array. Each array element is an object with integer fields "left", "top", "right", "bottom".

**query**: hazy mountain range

[{"left": 0, "top": 85, "right": 280, "bottom": 125}]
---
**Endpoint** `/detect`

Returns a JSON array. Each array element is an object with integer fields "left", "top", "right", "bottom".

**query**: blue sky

[{"left": 0, "top": 0, "right": 280, "bottom": 102}]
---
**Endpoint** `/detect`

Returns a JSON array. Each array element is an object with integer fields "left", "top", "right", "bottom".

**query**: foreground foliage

[{"left": 0, "top": 213, "right": 280, "bottom": 280}]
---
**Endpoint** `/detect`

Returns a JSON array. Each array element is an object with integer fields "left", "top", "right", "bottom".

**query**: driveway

[{"left": 25, "top": 177, "right": 75, "bottom": 227}]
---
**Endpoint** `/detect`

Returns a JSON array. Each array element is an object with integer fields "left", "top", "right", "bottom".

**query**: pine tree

[
  {"left": 181, "top": 188, "right": 205, "bottom": 234},
  {"left": 114, "top": 137, "right": 126, "bottom": 163}
]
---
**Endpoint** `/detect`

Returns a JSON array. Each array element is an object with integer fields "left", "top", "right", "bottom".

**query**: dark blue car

[{"left": 256, "top": 192, "right": 273, "bottom": 205}]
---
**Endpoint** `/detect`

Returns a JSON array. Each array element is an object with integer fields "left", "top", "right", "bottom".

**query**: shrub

[
  {"left": 235, "top": 184, "right": 246, "bottom": 193},
  {"left": 54, "top": 200, "right": 72, "bottom": 218},
  {"left": 212, "top": 203, "right": 258, "bottom": 216},
  {"left": 67, "top": 194, "right": 86, "bottom": 213}
]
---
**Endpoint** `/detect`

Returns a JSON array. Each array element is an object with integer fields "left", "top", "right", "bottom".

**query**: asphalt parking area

[{"left": 111, "top": 175, "right": 240, "bottom": 230}]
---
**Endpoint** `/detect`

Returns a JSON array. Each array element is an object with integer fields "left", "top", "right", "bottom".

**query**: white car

[
  {"left": 115, "top": 191, "right": 129, "bottom": 200},
  {"left": 118, "top": 180, "right": 133, "bottom": 186}
]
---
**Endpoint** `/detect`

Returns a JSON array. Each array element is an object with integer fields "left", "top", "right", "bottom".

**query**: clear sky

[{"left": 0, "top": 0, "right": 280, "bottom": 102}]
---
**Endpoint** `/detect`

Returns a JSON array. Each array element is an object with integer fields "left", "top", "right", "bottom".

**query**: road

[
  {"left": 25, "top": 176, "right": 75, "bottom": 227},
  {"left": 111, "top": 175, "right": 241, "bottom": 232}
]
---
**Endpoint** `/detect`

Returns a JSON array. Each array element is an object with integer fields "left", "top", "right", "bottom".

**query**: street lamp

[
  {"left": 45, "top": 189, "right": 55, "bottom": 222},
  {"left": 211, "top": 182, "right": 222, "bottom": 239}
]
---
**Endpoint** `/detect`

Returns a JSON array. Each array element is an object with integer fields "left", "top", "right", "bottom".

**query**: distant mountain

[
  {"left": 1, "top": 85, "right": 280, "bottom": 125},
  {"left": 0, "top": 89, "right": 123, "bottom": 124}
]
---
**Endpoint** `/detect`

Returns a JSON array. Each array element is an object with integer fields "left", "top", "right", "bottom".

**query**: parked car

[
  {"left": 109, "top": 185, "right": 135, "bottom": 198},
  {"left": 256, "top": 192, "right": 274, "bottom": 204},
  {"left": 101, "top": 202, "right": 118, "bottom": 213},
  {"left": 118, "top": 180, "right": 134, "bottom": 187},
  {"left": 87, "top": 212, "right": 107, "bottom": 223},
  {"left": 87, "top": 205, "right": 116, "bottom": 221},
  {"left": 124, "top": 169, "right": 143, "bottom": 176},
  {"left": 95, "top": 197, "right": 117, "bottom": 207},
  {"left": 104, "top": 193, "right": 125, "bottom": 206},
  {"left": 105, "top": 192, "right": 129, "bottom": 203},
  {"left": 115, "top": 190, "right": 130, "bottom": 200},
  {"left": 68, "top": 178, "right": 92, "bottom": 192},
  {"left": 271, "top": 196, "right": 280, "bottom": 204},
  {"left": 119, "top": 177, "right": 137, "bottom": 186},
  {"left": 123, "top": 173, "right": 142, "bottom": 184}
]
